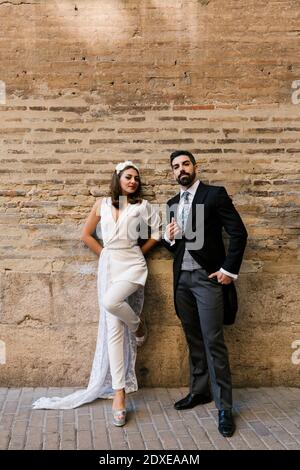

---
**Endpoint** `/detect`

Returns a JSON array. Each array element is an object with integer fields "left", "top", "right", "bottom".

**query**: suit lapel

[
  {"left": 192, "top": 180, "right": 209, "bottom": 206},
  {"left": 167, "top": 193, "right": 180, "bottom": 222},
  {"left": 185, "top": 181, "right": 209, "bottom": 237}
]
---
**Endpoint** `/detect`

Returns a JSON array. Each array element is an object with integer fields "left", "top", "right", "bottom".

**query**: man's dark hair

[{"left": 170, "top": 150, "right": 196, "bottom": 166}]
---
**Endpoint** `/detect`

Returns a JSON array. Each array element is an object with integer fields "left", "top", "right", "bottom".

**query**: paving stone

[{"left": 0, "top": 387, "right": 299, "bottom": 450}]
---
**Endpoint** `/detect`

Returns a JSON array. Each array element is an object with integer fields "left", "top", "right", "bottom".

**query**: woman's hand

[{"left": 80, "top": 200, "right": 103, "bottom": 256}]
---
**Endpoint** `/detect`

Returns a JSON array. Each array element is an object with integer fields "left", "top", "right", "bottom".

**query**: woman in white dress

[{"left": 32, "top": 161, "right": 161, "bottom": 426}]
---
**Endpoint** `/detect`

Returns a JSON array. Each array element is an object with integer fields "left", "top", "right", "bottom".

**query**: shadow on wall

[
  {"left": 2, "top": 0, "right": 289, "bottom": 105},
  {"left": 2, "top": 0, "right": 213, "bottom": 105}
]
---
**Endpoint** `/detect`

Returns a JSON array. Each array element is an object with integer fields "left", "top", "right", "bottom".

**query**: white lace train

[{"left": 32, "top": 248, "right": 144, "bottom": 410}]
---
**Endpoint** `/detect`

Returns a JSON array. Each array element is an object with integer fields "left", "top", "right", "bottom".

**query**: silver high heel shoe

[{"left": 112, "top": 408, "right": 126, "bottom": 427}]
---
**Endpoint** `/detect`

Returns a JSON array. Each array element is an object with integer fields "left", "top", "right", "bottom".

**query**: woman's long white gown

[{"left": 32, "top": 198, "right": 160, "bottom": 409}]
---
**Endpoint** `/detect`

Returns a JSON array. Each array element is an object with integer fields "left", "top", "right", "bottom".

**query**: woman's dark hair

[{"left": 110, "top": 165, "right": 142, "bottom": 208}]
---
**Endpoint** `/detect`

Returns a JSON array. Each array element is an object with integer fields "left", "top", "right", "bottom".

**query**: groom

[{"left": 163, "top": 150, "right": 248, "bottom": 437}]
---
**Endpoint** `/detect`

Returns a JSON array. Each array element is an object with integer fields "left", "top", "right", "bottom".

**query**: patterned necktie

[{"left": 181, "top": 191, "right": 190, "bottom": 233}]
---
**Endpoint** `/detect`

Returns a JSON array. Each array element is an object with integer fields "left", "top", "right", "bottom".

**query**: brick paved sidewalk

[{"left": 0, "top": 387, "right": 299, "bottom": 450}]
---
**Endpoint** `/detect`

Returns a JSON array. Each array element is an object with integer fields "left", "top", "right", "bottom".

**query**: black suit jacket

[{"left": 162, "top": 181, "right": 248, "bottom": 325}]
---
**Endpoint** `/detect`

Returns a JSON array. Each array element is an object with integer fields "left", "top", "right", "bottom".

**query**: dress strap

[{"left": 96, "top": 197, "right": 107, "bottom": 217}]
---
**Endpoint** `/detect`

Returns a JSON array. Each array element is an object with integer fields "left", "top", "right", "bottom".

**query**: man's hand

[
  {"left": 208, "top": 271, "right": 233, "bottom": 285},
  {"left": 166, "top": 217, "right": 181, "bottom": 241}
]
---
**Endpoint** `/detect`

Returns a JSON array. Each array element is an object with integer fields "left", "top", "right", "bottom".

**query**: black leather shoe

[
  {"left": 174, "top": 393, "right": 212, "bottom": 410},
  {"left": 218, "top": 410, "right": 236, "bottom": 437}
]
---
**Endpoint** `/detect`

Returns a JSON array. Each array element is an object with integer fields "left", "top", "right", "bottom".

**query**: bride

[{"left": 32, "top": 161, "right": 161, "bottom": 426}]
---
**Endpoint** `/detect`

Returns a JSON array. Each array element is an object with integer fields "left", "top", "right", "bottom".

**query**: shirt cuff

[
  {"left": 220, "top": 268, "right": 238, "bottom": 280},
  {"left": 164, "top": 232, "right": 175, "bottom": 246}
]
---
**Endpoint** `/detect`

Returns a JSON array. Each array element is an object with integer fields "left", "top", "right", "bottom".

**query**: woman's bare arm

[
  {"left": 140, "top": 201, "right": 161, "bottom": 255},
  {"left": 80, "top": 200, "right": 103, "bottom": 256},
  {"left": 141, "top": 238, "right": 159, "bottom": 255}
]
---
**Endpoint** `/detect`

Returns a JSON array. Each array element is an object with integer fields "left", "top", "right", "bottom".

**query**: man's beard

[{"left": 177, "top": 169, "right": 196, "bottom": 187}]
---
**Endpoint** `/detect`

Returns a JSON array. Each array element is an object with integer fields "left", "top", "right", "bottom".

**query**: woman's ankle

[{"left": 112, "top": 389, "right": 126, "bottom": 410}]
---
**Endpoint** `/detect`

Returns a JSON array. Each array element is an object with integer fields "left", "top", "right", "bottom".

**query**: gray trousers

[{"left": 175, "top": 268, "right": 232, "bottom": 410}]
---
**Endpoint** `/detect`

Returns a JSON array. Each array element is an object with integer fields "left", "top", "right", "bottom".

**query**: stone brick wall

[{"left": 0, "top": 0, "right": 299, "bottom": 387}]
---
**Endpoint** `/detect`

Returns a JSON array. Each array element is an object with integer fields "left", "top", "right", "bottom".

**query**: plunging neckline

[{"left": 110, "top": 200, "right": 129, "bottom": 224}]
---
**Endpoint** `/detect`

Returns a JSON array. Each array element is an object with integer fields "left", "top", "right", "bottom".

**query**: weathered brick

[
  {"left": 0, "top": 0, "right": 299, "bottom": 392},
  {"left": 49, "top": 107, "right": 89, "bottom": 114}
]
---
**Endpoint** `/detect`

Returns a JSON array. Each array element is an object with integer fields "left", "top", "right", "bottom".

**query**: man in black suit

[{"left": 163, "top": 150, "right": 248, "bottom": 437}]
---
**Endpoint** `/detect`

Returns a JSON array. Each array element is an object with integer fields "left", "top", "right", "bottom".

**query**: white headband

[{"left": 115, "top": 160, "right": 139, "bottom": 175}]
